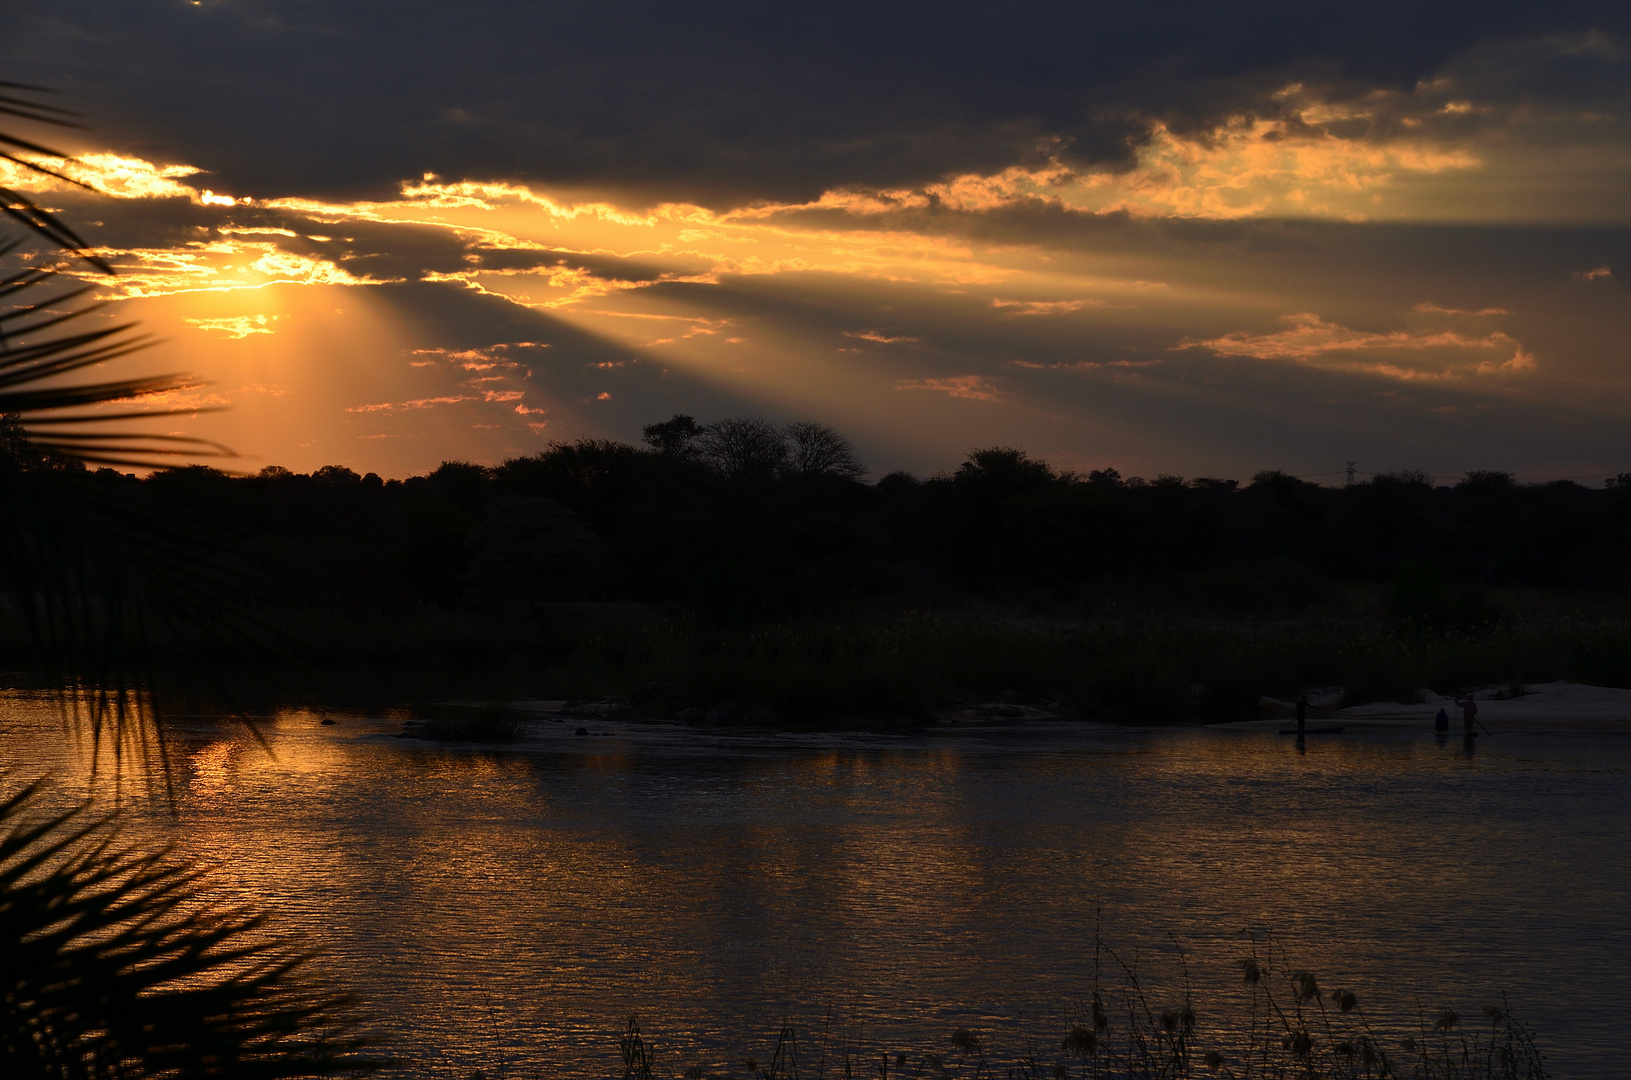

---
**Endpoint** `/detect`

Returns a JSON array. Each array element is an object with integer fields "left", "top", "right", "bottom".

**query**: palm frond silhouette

[
  {"left": 0, "top": 777, "right": 388, "bottom": 1077},
  {"left": 1, "top": 79, "right": 111, "bottom": 273},
  {"left": 0, "top": 80, "right": 269, "bottom": 780},
  {"left": 1, "top": 80, "right": 233, "bottom": 468},
  {"left": 0, "top": 85, "right": 381, "bottom": 1076}
]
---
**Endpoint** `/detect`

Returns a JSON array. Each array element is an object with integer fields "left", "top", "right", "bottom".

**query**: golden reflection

[
  {"left": 187, "top": 738, "right": 240, "bottom": 804},
  {"left": 0, "top": 688, "right": 1616, "bottom": 1076}
]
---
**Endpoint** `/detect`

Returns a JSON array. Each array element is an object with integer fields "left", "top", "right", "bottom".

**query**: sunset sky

[{"left": 4, "top": 2, "right": 1629, "bottom": 481}]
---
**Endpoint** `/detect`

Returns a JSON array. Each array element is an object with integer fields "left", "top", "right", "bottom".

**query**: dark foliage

[{"left": 10, "top": 428, "right": 1623, "bottom": 632}]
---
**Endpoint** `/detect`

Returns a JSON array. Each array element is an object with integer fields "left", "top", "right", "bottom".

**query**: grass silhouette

[{"left": 594, "top": 938, "right": 1547, "bottom": 1080}]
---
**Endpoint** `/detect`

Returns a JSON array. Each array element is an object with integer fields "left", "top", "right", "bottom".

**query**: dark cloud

[
  {"left": 6, "top": 1, "right": 1629, "bottom": 205},
  {"left": 12, "top": 130, "right": 1630, "bottom": 480}
]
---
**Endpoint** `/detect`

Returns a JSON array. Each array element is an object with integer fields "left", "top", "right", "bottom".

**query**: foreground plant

[
  {"left": 1191, "top": 943, "right": 1547, "bottom": 1080},
  {"left": 616, "top": 937, "right": 1547, "bottom": 1080},
  {"left": 0, "top": 777, "right": 387, "bottom": 1078},
  {"left": 3, "top": 80, "right": 257, "bottom": 779}
]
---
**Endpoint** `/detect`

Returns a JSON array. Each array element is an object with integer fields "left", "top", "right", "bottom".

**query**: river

[{"left": 3, "top": 695, "right": 1627, "bottom": 1078}]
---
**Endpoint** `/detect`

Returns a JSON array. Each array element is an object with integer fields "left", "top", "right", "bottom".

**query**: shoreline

[{"left": 1210, "top": 680, "right": 1631, "bottom": 732}]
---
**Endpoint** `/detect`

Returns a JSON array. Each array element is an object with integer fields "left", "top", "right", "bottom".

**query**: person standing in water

[
  {"left": 1296, "top": 693, "right": 1310, "bottom": 735},
  {"left": 1434, "top": 706, "right": 1451, "bottom": 734},
  {"left": 1453, "top": 694, "right": 1479, "bottom": 737}
]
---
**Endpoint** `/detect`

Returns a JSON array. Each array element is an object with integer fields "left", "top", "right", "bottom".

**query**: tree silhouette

[
  {"left": 785, "top": 419, "right": 864, "bottom": 479},
  {"left": 953, "top": 446, "right": 1057, "bottom": 498},
  {"left": 465, "top": 495, "right": 603, "bottom": 606},
  {"left": 700, "top": 416, "right": 788, "bottom": 481},
  {"left": 642, "top": 413, "right": 704, "bottom": 458}
]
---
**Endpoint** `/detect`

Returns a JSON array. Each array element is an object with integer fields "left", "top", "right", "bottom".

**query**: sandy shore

[{"left": 1209, "top": 681, "right": 1631, "bottom": 732}]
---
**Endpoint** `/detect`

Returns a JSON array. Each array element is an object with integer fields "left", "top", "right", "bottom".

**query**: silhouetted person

[
  {"left": 1295, "top": 693, "right": 1310, "bottom": 735},
  {"left": 1453, "top": 694, "right": 1479, "bottom": 737},
  {"left": 1434, "top": 706, "right": 1450, "bottom": 734}
]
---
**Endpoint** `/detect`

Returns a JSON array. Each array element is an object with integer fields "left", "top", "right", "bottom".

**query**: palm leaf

[
  {"left": 0, "top": 777, "right": 390, "bottom": 1077},
  {"left": 0, "top": 80, "right": 204, "bottom": 462},
  {"left": 0, "top": 80, "right": 111, "bottom": 273},
  {"left": 0, "top": 81, "right": 279, "bottom": 783}
]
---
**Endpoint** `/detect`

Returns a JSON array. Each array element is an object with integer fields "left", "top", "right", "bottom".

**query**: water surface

[{"left": 3, "top": 698, "right": 1626, "bottom": 1078}]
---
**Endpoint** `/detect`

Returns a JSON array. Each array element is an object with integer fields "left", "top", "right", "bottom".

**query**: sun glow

[
  {"left": 184, "top": 314, "right": 278, "bottom": 338},
  {"left": 4, "top": 102, "right": 1607, "bottom": 480},
  {"left": 0, "top": 110, "right": 1500, "bottom": 316}
]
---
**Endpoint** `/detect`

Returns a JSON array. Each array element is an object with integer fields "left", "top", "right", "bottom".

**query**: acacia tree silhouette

[{"left": 0, "top": 83, "right": 385, "bottom": 1077}]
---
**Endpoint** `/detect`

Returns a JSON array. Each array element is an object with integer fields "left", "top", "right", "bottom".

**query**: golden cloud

[
  {"left": 895, "top": 375, "right": 999, "bottom": 400},
  {"left": 345, "top": 395, "right": 477, "bottom": 413},
  {"left": 0, "top": 152, "right": 203, "bottom": 201},
  {"left": 1065, "top": 122, "right": 1480, "bottom": 222},
  {"left": 183, "top": 314, "right": 278, "bottom": 338},
  {"left": 409, "top": 342, "right": 542, "bottom": 371},
  {"left": 844, "top": 330, "right": 920, "bottom": 344},
  {"left": 59, "top": 240, "right": 389, "bottom": 300},
  {"left": 1180, "top": 312, "right": 1535, "bottom": 380},
  {"left": 754, "top": 110, "right": 1481, "bottom": 224},
  {"left": 992, "top": 299, "right": 1095, "bottom": 316}
]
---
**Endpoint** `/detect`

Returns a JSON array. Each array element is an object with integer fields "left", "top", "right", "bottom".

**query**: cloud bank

[{"left": 0, "top": 5, "right": 1628, "bottom": 481}]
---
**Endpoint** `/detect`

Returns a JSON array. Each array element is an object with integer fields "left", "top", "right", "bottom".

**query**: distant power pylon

[{"left": 1345, "top": 461, "right": 1357, "bottom": 486}]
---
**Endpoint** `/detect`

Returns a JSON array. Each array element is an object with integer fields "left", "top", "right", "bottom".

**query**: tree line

[{"left": 8, "top": 413, "right": 1631, "bottom": 623}]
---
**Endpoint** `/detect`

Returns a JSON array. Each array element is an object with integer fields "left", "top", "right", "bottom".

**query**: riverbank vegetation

[
  {"left": 193, "top": 608, "right": 1631, "bottom": 726},
  {"left": 7, "top": 422, "right": 1631, "bottom": 723}
]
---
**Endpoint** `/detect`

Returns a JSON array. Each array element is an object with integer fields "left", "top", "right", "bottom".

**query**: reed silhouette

[{"left": 605, "top": 938, "right": 1547, "bottom": 1080}]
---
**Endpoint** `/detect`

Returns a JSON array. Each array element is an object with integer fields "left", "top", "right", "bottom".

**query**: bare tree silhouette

[
  {"left": 700, "top": 416, "right": 788, "bottom": 480},
  {"left": 785, "top": 419, "right": 864, "bottom": 479}
]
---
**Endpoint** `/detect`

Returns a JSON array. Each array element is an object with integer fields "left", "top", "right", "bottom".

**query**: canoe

[{"left": 1277, "top": 725, "right": 1347, "bottom": 735}]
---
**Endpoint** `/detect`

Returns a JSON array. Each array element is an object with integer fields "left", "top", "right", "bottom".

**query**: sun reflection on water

[{"left": 0, "top": 695, "right": 1624, "bottom": 1078}]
